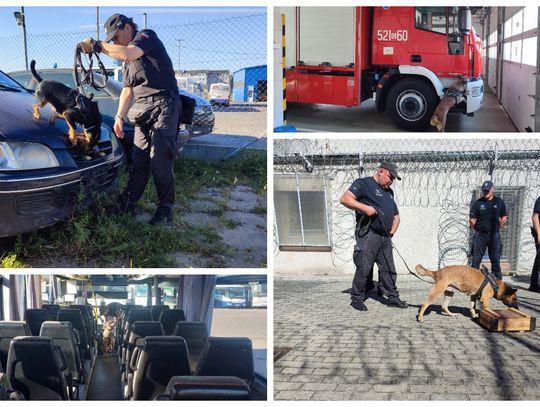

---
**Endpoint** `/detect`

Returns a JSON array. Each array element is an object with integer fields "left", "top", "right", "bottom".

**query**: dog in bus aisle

[
  {"left": 430, "top": 78, "right": 467, "bottom": 132},
  {"left": 415, "top": 264, "right": 519, "bottom": 322},
  {"left": 30, "top": 60, "right": 102, "bottom": 155},
  {"left": 101, "top": 311, "right": 117, "bottom": 354}
]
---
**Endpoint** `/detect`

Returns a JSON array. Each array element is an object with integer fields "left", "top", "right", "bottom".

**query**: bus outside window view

[{"left": 0, "top": 274, "right": 267, "bottom": 401}]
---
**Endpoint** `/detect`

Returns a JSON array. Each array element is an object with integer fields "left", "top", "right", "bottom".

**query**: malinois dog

[{"left": 415, "top": 264, "right": 518, "bottom": 322}]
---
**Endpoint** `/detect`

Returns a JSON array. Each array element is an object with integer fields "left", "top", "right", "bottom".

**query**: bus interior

[{"left": 0, "top": 274, "right": 267, "bottom": 400}]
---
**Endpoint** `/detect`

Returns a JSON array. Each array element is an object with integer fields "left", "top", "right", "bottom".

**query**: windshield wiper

[{"left": 0, "top": 83, "right": 22, "bottom": 92}]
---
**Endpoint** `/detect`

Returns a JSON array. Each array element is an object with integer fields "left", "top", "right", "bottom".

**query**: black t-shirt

[
  {"left": 534, "top": 197, "right": 540, "bottom": 214},
  {"left": 348, "top": 177, "right": 399, "bottom": 234},
  {"left": 123, "top": 29, "right": 177, "bottom": 99},
  {"left": 470, "top": 196, "right": 507, "bottom": 232}
]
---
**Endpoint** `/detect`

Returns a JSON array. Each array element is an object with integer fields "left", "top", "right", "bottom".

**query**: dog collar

[{"left": 84, "top": 124, "right": 99, "bottom": 131}]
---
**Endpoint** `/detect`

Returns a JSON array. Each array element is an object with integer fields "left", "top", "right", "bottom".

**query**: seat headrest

[{"left": 131, "top": 321, "right": 164, "bottom": 338}]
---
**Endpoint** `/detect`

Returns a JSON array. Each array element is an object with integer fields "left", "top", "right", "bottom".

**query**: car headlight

[
  {"left": 470, "top": 86, "right": 483, "bottom": 97},
  {"left": 0, "top": 141, "right": 59, "bottom": 171}
]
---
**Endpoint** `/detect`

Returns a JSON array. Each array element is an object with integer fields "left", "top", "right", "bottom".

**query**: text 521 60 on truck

[{"left": 284, "top": 6, "right": 483, "bottom": 130}]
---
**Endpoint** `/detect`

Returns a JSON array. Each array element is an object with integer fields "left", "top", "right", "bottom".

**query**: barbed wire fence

[
  {"left": 274, "top": 139, "right": 540, "bottom": 275},
  {"left": 0, "top": 12, "right": 267, "bottom": 137}
]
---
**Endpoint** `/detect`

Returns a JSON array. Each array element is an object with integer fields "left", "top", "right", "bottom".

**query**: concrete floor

[{"left": 286, "top": 86, "right": 518, "bottom": 132}]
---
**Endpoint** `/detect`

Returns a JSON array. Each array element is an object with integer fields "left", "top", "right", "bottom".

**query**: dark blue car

[{"left": 0, "top": 70, "right": 124, "bottom": 238}]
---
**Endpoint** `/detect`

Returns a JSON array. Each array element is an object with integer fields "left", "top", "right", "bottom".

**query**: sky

[{"left": 0, "top": 6, "right": 267, "bottom": 73}]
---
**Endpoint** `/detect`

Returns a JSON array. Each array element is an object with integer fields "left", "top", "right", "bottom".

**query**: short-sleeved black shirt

[
  {"left": 470, "top": 196, "right": 507, "bottom": 232},
  {"left": 123, "top": 29, "right": 177, "bottom": 99},
  {"left": 534, "top": 197, "right": 540, "bottom": 214},
  {"left": 348, "top": 177, "right": 399, "bottom": 234}
]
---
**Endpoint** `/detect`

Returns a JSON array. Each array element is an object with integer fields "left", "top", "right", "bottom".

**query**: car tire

[{"left": 386, "top": 77, "right": 439, "bottom": 131}]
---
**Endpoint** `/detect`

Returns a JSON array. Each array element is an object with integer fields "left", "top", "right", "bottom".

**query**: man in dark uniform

[
  {"left": 469, "top": 180, "right": 508, "bottom": 280},
  {"left": 340, "top": 161, "right": 408, "bottom": 311},
  {"left": 80, "top": 14, "right": 180, "bottom": 225},
  {"left": 530, "top": 196, "right": 540, "bottom": 292}
]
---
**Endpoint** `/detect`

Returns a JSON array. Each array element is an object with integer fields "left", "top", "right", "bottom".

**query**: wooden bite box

[{"left": 479, "top": 308, "right": 536, "bottom": 332}]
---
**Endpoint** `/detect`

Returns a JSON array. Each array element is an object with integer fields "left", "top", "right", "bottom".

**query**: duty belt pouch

[{"left": 179, "top": 94, "right": 196, "bottom": 125}]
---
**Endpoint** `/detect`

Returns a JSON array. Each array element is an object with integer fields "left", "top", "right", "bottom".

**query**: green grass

[{"left": 0, "top": 151, "right": 266, "bottom": 268}]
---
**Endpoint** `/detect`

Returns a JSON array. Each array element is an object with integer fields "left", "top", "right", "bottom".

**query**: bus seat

[
  {"left": 6, "top": 336, "right": 70, "bottom": 400},
  {"left": 131, "top": 336, "right": 191, "bottom": 400},
  {"left": 41, "top": 304, "right": 60, "bottom": 321},
  {"left": 57, "top": 309, "right": 90, "bottom": 360},
  {"left": 158, "top": 309, "right": 186, "bottom": 335},
  {"left": 172, "top": 322, "right": 208, "bottom": 370},
  {"left": 123, "top": 321, "right": 164, "bottom": 381},
  {"left": 150, "top": 305, "right": 170, "bottom": 321},
  {"left": 0, "top": 322, "right": 31, "bottom": 372},
  {"left": 23, "top": 309, "right": 50, "bottom": 336},
  {"left": 195, "top": 337, "right": 255, "bottom": 388},
  {"left": 40, "top": 322, "right": 84, "bottom": 384}
]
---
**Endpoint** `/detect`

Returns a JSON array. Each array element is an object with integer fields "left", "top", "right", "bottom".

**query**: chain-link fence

[
  {"left": 0, "top": 10, "right": 267, "bottom": 138},
  {"left": 274, "top": 139, "right": 540, "bottom": 274}
]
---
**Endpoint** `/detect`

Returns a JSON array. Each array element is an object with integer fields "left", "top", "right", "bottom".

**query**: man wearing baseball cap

[
  {"left": 79, "top": 14, "right": 180, "bottom": 226},
  {"left": 469, "top": 180, "right": 508, "bottom": 280},
  {"left": 340, "top": 161, "right": 408, "bottom": 312}
]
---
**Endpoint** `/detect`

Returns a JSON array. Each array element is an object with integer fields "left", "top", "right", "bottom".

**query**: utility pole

[
  {"left": 143, "top": 13, "right": 148, "bottom": 29},
  {"left": 96, "top": 7, "right": 100, "bottom": 40},
  {"left": 176, "top": 39, "right": 184, "bottom": 74},
  {"left": 13, "top": 7, "right": 28, "bottom": 71}
]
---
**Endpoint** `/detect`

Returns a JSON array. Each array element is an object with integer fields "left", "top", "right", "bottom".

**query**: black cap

[
  {"left": 104, "top": 14, "right": 132, "bottom": 43},
  {"left": 481, "top": 180, "right": 494, "bottom": 191},
  {"left": 379, "top": 161, "right": 401, "bottom": 181}
]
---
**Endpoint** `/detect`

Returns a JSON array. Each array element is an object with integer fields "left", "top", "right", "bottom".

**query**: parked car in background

[
  {"left": 0, "top": 69, "right": 123, "bottom": 238},
  {"left": 8, "top": 68, "right": 215, "bottom": 139},
  {"left": 209, "top": 82, "right": 231, "bottom": 106}
]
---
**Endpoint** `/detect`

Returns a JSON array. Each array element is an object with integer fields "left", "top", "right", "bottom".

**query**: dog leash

[
  {"left": 74, "top": 43, "right": 108, "bottom": 91},
  {"left": 372, "top": 208, "right": 433, "bottom": 285}
]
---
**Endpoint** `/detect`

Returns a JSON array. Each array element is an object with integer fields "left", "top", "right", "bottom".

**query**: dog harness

[
  {"left": 445, "top": 88, "right": 465, "bottom": 105},
  {"left": 473, "top": 265, "right": 499, "bottom": 299}
]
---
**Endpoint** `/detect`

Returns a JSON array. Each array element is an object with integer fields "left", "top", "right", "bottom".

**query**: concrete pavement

[{"left": 274, "top": 273, "right": 540, "bottom": 400}]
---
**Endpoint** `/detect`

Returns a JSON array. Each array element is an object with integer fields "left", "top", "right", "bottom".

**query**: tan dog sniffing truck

[
  {"left": 430, "top": 79, "right": 467, "bottom": 132},
  {"left": 415, "top": 264, "right": 518, "bottom": 322}
]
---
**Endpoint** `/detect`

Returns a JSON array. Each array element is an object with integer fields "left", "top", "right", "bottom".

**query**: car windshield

[{"left": 0, "top": 71, "right": 26, "bottom": 91}]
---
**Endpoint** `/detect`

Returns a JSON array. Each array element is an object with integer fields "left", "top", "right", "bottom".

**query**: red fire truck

[{"left": 285, "top": 7, "right": 484, "bottom": 130}]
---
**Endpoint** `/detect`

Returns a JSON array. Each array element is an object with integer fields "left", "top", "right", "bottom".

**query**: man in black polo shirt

[
  {"left": 80, "top": 14, "right": 181, "bottom": 226},
  {"left": 469, "top": 180, "right": 508, "bottom": 280},
  {"left": 530, "top": 196, "right": 540, "bottom": 292},
  {"left": 340, "top": 161, "right": 408, "bottom": 311}
]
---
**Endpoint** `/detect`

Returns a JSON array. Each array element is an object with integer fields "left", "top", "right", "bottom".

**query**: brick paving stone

[
  {"left": 312, "top": 391, "right": 353, "bottom": 400},
  {"left": 274, "top": 274, "right": 540, "bottom": 401}
]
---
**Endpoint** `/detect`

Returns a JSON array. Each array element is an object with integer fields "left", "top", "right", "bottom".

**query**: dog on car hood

[
  {"left": 415, "top": 264, "right": 518, "bottom": 322},
  {"left": 430, "top": 79, "right": 467, "bottom": 132},
  {"left": 30, "top": 60, "right": 101, "bottom": 154}
]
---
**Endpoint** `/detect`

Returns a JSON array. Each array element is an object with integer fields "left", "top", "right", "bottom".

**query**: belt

[
  {"left": 140, "top": 89, "right": 179, "bottom": 102},
  {"left": 369, "top": 228, "right": 389, "bottom": 237}
]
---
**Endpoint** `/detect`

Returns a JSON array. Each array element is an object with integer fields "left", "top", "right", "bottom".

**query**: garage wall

[{"left": 481, "top": 6, "right": 538, "bottom": 132}]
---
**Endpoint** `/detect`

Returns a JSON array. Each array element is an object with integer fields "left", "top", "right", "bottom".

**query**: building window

[
  {"left": 469, "top": 186, "right": 525, "bottom": 271},
  {"left": 274, "top": 174, "right": 331, "bottom": 250}
]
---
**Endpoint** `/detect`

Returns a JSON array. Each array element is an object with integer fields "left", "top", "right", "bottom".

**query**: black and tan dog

[
  {"left": 30, "top": 60, "right": 101, "bottom": 153},
  {"left": 415, "top": 264, "right": 518, "bottom": 322},
  {"left": 430, "top": 79, "right": 467, "bottom": 132}
]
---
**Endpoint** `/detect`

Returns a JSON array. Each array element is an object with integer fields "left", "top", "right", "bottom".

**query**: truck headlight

[
  {"left": 471, "top": 86, "right": 483, "bottom": 97},
  {"left": 0, "top": 141, "right": 59, "bottom": 171}
]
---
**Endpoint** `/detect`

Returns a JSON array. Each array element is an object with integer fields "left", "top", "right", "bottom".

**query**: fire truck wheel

[{"left": 386, "top": 78, "right": 438, "bottom": 130}]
